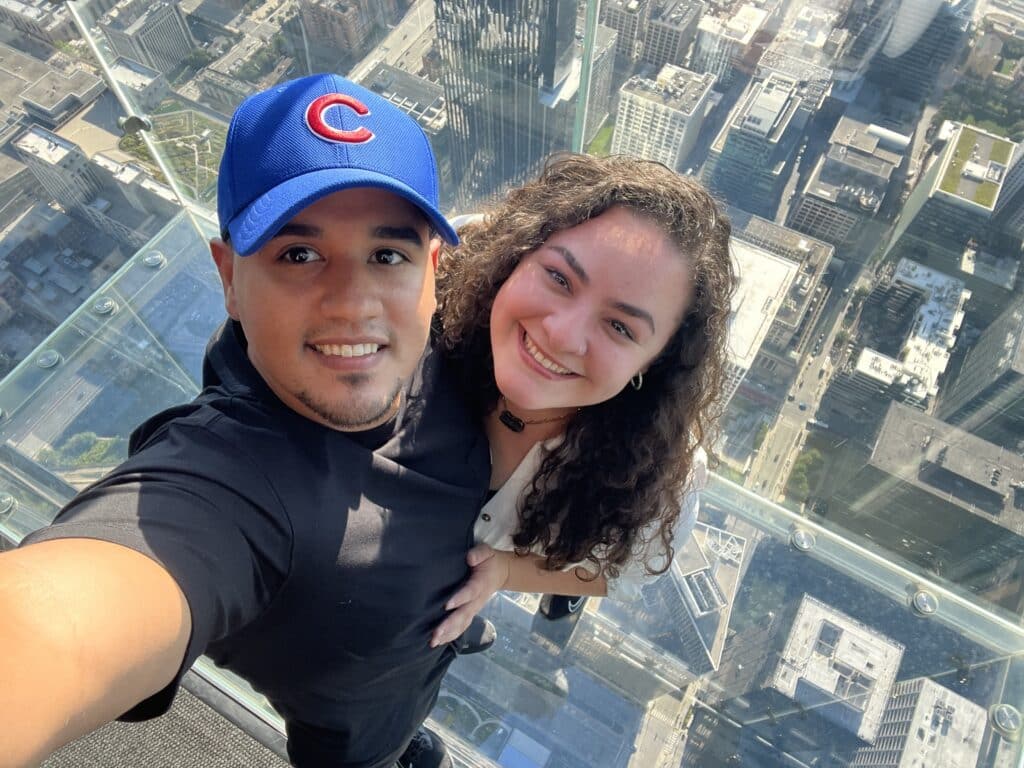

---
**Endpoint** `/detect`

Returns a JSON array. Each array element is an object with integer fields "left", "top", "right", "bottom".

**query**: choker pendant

[{"left": 499, "top": 409, "right": 526, "bottom": 433}]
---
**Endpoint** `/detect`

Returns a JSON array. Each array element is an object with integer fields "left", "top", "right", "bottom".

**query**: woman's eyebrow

[
  {"left": 613, "top": 302, "right": 655, "bottom": 334},
  {"left": 550, "top": 244, "right": 656, "bottom": 334},
  {"left": 550, "top": 245, "right": 589, "bottom": 284}
]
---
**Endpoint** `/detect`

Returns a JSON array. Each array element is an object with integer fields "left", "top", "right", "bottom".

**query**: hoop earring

[{"left": 630, "top": 372, "right": 643, "bottom": 390}]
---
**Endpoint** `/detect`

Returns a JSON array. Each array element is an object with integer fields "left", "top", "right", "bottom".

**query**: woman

[{"left": 430, "top": 154, "right": 735, "bottom": 647}]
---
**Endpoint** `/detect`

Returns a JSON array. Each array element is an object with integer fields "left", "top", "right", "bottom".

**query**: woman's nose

[{"left": 541, "top": 309, "right": 588, "bottom": 358}]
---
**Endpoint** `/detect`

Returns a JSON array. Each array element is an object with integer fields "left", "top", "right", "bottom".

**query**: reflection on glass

[{"left": 1, "top": 0, "right": 1023, "bottom": 765}]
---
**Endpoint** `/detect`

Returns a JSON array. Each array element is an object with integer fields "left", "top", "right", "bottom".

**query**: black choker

[{"left": 497, "top": 396, "right": 575, "bottom": 433}]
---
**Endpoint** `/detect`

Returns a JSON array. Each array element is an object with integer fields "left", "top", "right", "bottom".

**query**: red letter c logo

[{"left": 305, "top": 94, "right": 374, "bottom": 144}]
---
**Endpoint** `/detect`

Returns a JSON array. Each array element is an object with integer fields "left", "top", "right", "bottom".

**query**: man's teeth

[
  {"left": 313, "top": 343, "right": 379, "bottom": 357},
  {"left": 524, "top": 334, "right": 572, "bottom": 374}
]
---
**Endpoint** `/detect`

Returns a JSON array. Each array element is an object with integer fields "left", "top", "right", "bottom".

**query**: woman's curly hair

[{"left": 436, "top": 154, "right": 735, "bottom": 579}]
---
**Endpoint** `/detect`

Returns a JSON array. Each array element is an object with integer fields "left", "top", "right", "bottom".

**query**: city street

[
  {"left": 350, "top": 0, "right": 435, "bottom": 81},
  {"left": 745, "top": 259, "right": 866, "bottom": 500}
]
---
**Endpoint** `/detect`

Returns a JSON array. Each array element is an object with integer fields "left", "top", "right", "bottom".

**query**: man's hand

[{"left": 430, "top": 544, "right": 510, "bottom": 648}]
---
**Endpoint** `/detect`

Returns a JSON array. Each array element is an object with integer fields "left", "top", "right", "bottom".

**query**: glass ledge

[{"left": 0, "top": 210, "right": 1020, "bottom": 768}]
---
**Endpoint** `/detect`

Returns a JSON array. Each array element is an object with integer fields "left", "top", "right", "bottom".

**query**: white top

[{"left": 474, "top": 442, "right": 707, "bottom": 601}]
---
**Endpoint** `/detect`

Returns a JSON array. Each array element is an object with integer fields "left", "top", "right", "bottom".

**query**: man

[{"left": 0, "top": 74, "right": 489, "bottom": 768}]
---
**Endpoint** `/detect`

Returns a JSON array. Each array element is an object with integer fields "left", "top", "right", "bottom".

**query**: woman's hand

[{"left": 430, "top": 544, "right": 510, "bottom": 648}]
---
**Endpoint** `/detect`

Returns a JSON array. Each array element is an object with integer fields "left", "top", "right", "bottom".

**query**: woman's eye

[
  {"left": 279, "top": 246, "right": 322, "bottom": 264},
  {"left": 610, "top": 320, "right": 634, "bottom": 340},
  {"left": 546, "top": 268, "right": 570, "bottom": 289},
  {"left": 371, "top": 248, "right": 407, "bottom": 266}
]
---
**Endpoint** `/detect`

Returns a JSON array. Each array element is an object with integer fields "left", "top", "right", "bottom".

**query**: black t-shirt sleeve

[{"left": 22, "top": 416, "right": 293, "bottom": 719}]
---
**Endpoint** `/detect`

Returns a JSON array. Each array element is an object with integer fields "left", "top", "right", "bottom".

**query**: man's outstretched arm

[{"left": 0, "top": 538, "right": 191, "bottom": 768}]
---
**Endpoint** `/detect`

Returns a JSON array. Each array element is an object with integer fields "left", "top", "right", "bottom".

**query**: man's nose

[
  {"left": 319, "top": 261, "right": 382, "bottom": 320},
  {"left": 541, "top": 308, "right": 588, "bottom": 358}
]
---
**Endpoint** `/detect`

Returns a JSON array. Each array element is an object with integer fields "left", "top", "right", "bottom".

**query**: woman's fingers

[
  {"left": 466, "top": 543, "right": 495, "bottom": 568},
  {"left": 430, "top": 603, "right": 475, "bottom": 647},
  {"left": 445, "top": 583, "right": 476, "bottom": 611}
]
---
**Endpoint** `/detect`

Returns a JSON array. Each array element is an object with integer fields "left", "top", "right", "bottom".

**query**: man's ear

[
  {"left": 210, "top": 238, "right": 240, "bottom": 320},
  {"left": 429, "top": 238, "right": 441, "bottom": 271}
]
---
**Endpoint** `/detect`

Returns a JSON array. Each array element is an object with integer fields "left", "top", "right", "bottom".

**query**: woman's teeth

[{"left": 524, "top": 334, "right": 572, "bottom": 375}]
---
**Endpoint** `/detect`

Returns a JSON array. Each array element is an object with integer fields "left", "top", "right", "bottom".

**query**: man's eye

[
  {"left": 279, "top": 246, "right": 322, "bottom": 264},
  {"left": 371, "top": 248, "right": 408, "bottom": 266}
]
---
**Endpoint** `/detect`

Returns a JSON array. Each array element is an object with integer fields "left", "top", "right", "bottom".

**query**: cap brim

[{"left": 228, "top": 168, "right": 459, "bottom": 255}]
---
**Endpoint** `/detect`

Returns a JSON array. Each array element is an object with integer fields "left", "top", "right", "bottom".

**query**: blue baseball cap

[{"left": 217, "top": 73, "right": 458, "bottom": 255}]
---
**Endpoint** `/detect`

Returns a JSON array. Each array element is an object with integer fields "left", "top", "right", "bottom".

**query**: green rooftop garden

[
  {"left": 976, "top": 180, "right": 1000, "bottom": 208},
  {"left": 991, "top": 139, "right": 1013, "bottom": 165},
  {"left": 586, "top": 122, "right": 615, "bottom": 157},
  {"left": 938, "top": 125, "right": 1012, "bottom": 207},
  {"left": 939, "top": 127, "right": 977, "bottom": 195}
]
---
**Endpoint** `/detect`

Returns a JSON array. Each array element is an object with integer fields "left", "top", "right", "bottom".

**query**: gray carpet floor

[{"left": 41, "top": 685, "right": 291, "bottom": 768}]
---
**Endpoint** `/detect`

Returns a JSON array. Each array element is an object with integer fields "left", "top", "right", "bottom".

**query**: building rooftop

[
  {"left": 727, "top": 206, "right": 833, "bottom": 330},
  {"left": 110, "top": 56, "right": 162, "bottom": 91},
  {"left": 21, "top": 69, "right": 104, "bottom": 115},
  {"left": 0, "top": 41, "right": 53, "bottom": 110},
  {"left": 620, "top": 64, "right": 715, "bottom": 116},
  {"left": 362, "top": 63, "right": 446, "bottom": 134},
  {"left": 720, "top": 75, "right": 801, "bottom": 148},
  {"left": 892, "top": 258, "right": 970, "bottom": 402},
  {"left": 855, "top": 679, "right": 986, "bottom": 767},
  {"left": 803, "top": 117, "right": 909, "bottom": 213},
  {"left": 871, "top": 402, "right": 1024, "bottom": 529},
  {"left": 936, "top": 123, "right": 1017, "bottom": 211},
  {"left": 602, "top": 0, "right": 646, "bottom": 14},
  {"left": 15, "top": 124, "right": 75, "bottom": 164},
  {"left": 960, "top": 245, "right": 1020, "bottom": 288},
  {"left": 729, "top": 238, "right": 799, "bottom": 368},
  {"left": 770, "top": 594, "right": 904, "bottom": 744},
  {"left": 649, "top": 0, "right": 700, "bottom": 27},
  {"left": 756, "top": 46, "right": 833, "bottom": 109},
  {"left": 698, "top": 4, "right": 768, "bottom": 46},
  {"left": 0, "top": 0, "right": 70, "bottom": 31}
]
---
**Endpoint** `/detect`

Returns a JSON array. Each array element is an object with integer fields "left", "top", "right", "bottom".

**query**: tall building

[
  {"left": 724, "top": 238, "right": 799, "bottom": 402},
  {"left": 831, "top": 402, "right": 1024, "bottom": 600},
  {"left": 823, "top": 258, "right": 969, "bottom": 424},
  {"left": 359, "top": 63, "right": 453, "bottom": 209},
  {"left": 702, "top": 73, "right": 804, "bottom": 218},
  {"left": 787, "top": 115, "right": 909, "bottom": 246},
  {"left": 595, "top": 522, "right": 748, "bottom": 679},
  {"left": 99, "top": 0, "right": 195, "bottom": 74},
  {"left": 611, "top": 64, "right": 715, "bottom": 171},
  {"left": 298, "top": 0, "right": 375, "bottom": 73},
  {"left": 938, "top": 294, "right": 1024, "bottom": 453},
  {"left": 888, "top": 122, "right": 1018, "bottom": 277},
  {"left": 993, "top": 151, "right": 1024, "bottom": 239},
  {"left": 14, "top": 126, "right": 174, "bottom": 248},
  {"left": 754, "top": 45, "right": 833, "bottom": 121},
  {"left": 581, "top": 25, "right": 618, "bottom": 145},
  {"left": 769, "top": 595, "right": 904, "bottom": 744},
  {"left": 728, "top": 207, "right": 834, "bottom": 353},
  {"left": 0, "top": 0, "right": 76, "bottom": 45},
  {"left": 866, "top": 0, "right": 968, "bottom": 101},
  {"left": 435, "top": 0, "right": 584, "bottom": 208},
  {"left": 691, "top": 4, "right": 769, "bottom": 89},
  {"left": 641, "top": 0, "right": 702, "bottom": 72},
  {"left": 14, "top": 126, "right": 101, "bottom": 211},
  {"left": 599, "top": 0, "right": 650, "bottom": 65},
  {"left": 849, "top": 678, "right": 986, "bottom": 767}
]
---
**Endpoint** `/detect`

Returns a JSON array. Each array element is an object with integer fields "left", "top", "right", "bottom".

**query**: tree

[{"left": 753, "top": 422, "right": 770, "bottom": 450}]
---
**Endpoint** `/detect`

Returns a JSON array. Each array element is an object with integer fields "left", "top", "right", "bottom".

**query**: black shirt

[{"left": 24, "top": 320, "right": 490, "bottom": 767}]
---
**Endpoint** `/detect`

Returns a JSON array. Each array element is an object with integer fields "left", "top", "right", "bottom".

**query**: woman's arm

[{"left": 430, "top": 544, "right": 606, "bottom": 647}]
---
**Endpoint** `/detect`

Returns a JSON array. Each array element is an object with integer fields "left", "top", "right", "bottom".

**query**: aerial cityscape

[{"left": 0, "top": 0, "right": 1023, "bottom": 765}]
